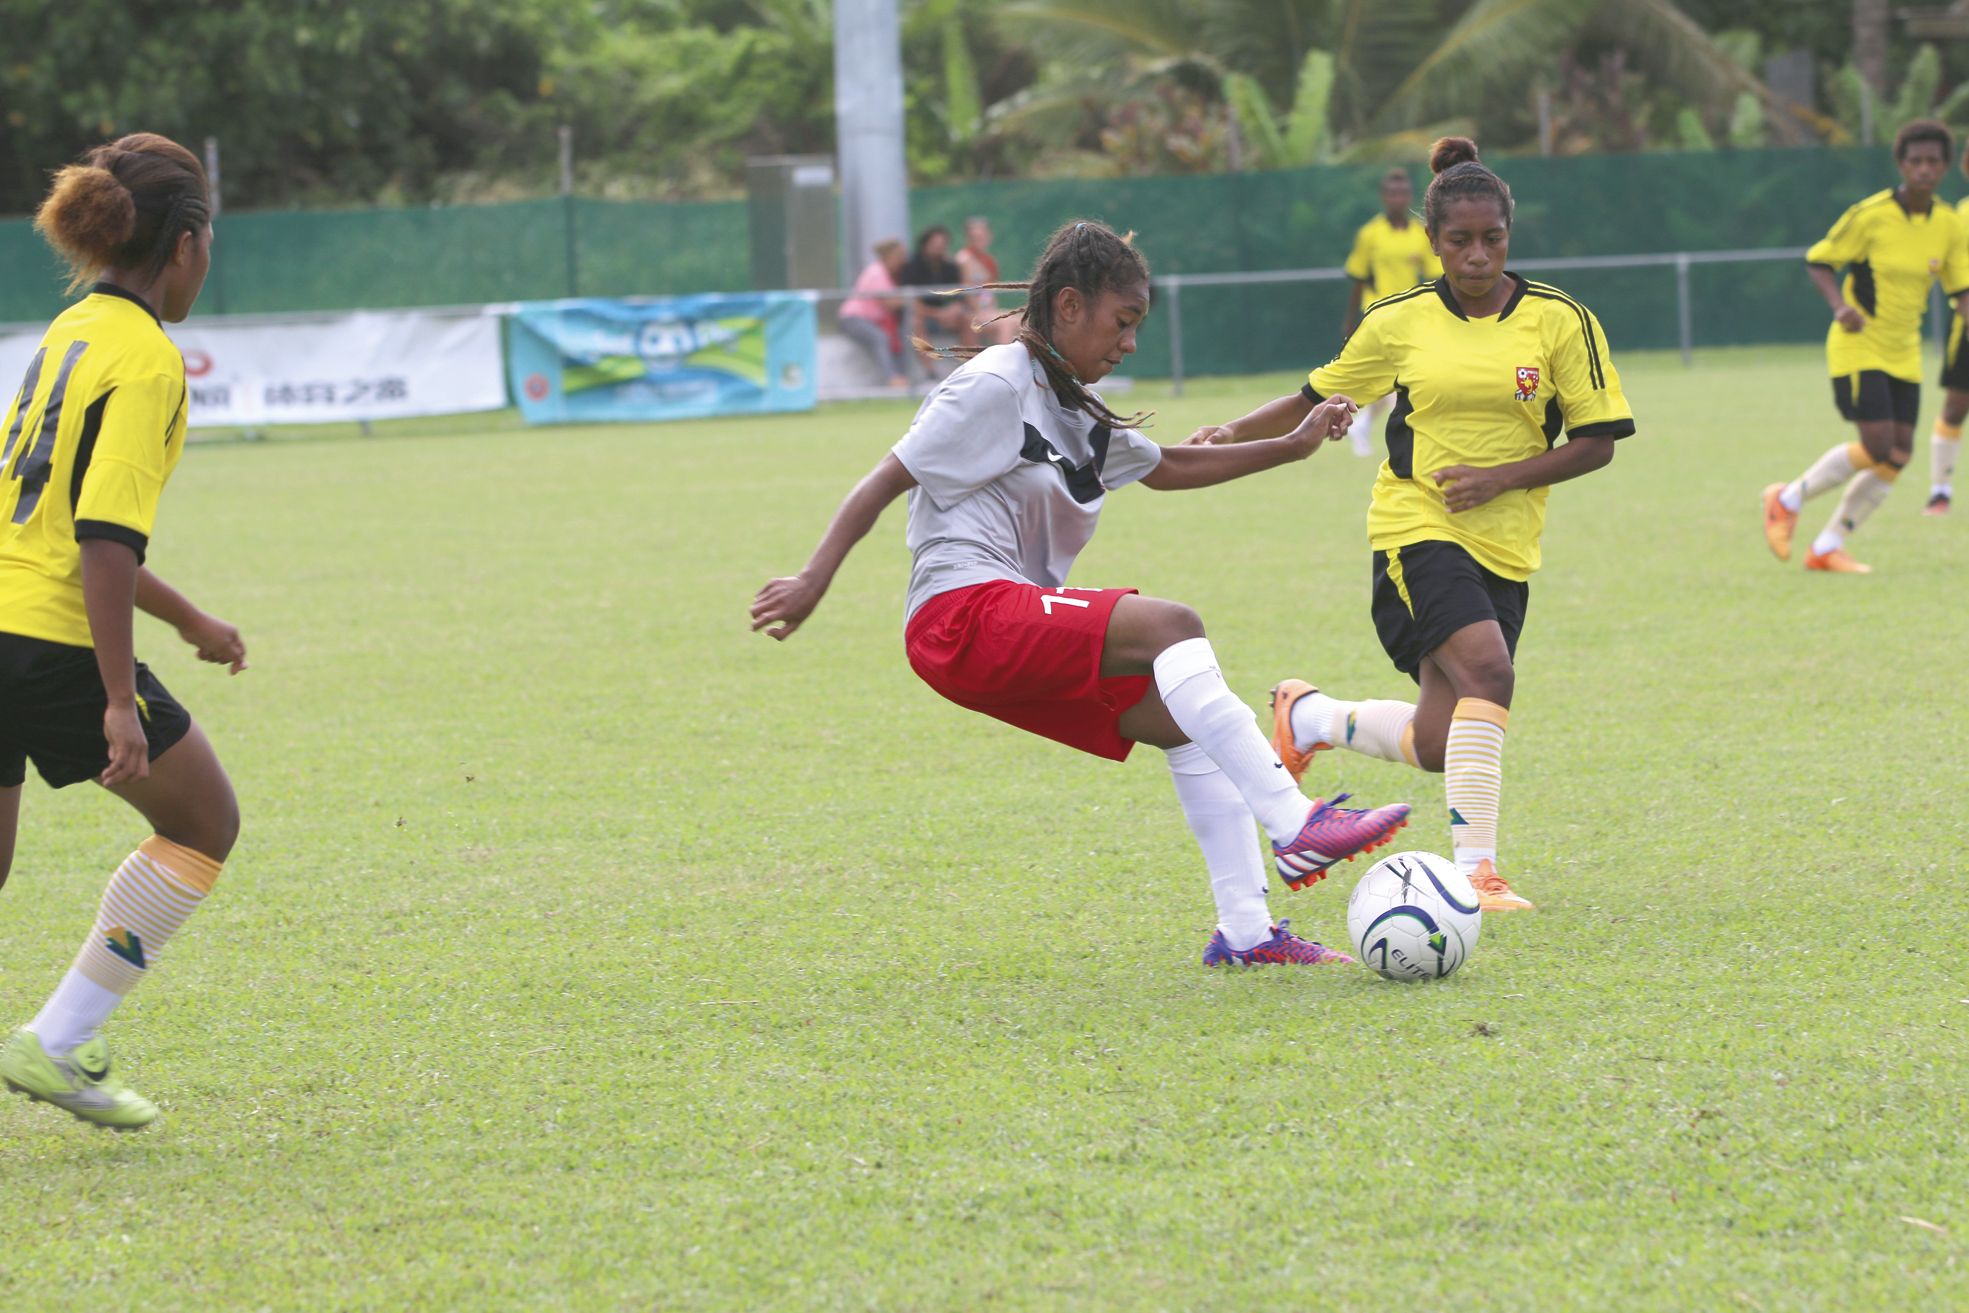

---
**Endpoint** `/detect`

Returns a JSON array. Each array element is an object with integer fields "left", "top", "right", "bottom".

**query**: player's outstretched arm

[
  {"left": 135, "top": 567, "right": 247, "bottom": 674},
  {"left": 1183, "top": 390, "right": 1317, "bottom": 447},
  {"left": 1147, "top": 396, "right": 1356, "bottom": 491},
  {"left": 752, "top": 453, "right": 919, "bottom": 641}
]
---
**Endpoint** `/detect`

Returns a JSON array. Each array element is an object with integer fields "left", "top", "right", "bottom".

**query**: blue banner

[{"left": 506, "top": 292, "right": 818, "bottom": 424}]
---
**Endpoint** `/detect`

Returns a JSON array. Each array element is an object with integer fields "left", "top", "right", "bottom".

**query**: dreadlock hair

[
  {"left": 921, "top": 219, "right": 1153, "bottom": 429},
  {"left": 1423, "top": 136, "right": 1513, "bottom": 235},
  {"left": 35, "top": 133, "right": 210, "bottom": 293}
]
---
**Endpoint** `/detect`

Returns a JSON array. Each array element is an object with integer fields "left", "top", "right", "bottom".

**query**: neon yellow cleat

[{"left": 0, "top": 1029, "right": 158, "bottom": 1130}]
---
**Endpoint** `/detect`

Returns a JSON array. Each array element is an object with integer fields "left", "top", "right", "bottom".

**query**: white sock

[
  {"left": 1782, "top": 442, "right": 1865, "bottom": 512},
  {"left": 1816, "top": 467, "right": 1895, "bottom": 556},
  {"left": 1167, "top": 743, "right": 1273, "bottom": 951},
  {"left": 31, "top": 971, "right": 123, "bottom": 1056},
  {"left": 1930, "top": 429, "right": 1958, "bottom": 497},
  {"left": 1288, "top": 691, "right": 1420, "bottom": 766},
  {"left": 1810, "top": 526, "right": 1844, "bottom": 556},
  {"left": 1152, "top": 637, "right": 1309, "bottom": 844}
]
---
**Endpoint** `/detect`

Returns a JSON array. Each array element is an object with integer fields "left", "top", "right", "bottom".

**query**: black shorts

[
  {"left": 1371, "top": 540, "right": 1529, "bottom": 682},
  {"left": 1943, "top": 314, "right": 1969, "bottom": 391},
  {"left": 1832, "top": 370, "right": 1921, "bottom": 426},
  {"left": 0, "top": 632, "right": 193, "bottom": 789}
]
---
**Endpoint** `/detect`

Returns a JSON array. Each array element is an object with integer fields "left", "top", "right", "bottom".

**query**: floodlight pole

[{"left": 833, "top": 0, "right": 910, "bottom": 285}]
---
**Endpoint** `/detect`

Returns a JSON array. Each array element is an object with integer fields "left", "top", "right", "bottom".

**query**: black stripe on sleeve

[
  {"left": 1567, "top": 418, "right": 1635, "bottom": 440},
  {"left": 68, "top": 391, "right": 111, "bottom": 514},
  {"left": 1302, "top": 382, "right": 1323, "bottom": 404},
  {"left": 74, "top": 519, "right": 148, "bottom": 563},
  {"left": 1523, "top": 286, "right": 1605, "bottom": 390}
]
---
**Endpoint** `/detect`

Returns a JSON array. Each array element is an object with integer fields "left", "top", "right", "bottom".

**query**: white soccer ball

[{"left": 1346, "top": 851, "right": 1482, "bottom": 981}]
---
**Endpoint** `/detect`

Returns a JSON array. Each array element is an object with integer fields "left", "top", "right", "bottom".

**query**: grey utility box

[{"left": 748, "top": 155, "right": 838, "bottom": 291}]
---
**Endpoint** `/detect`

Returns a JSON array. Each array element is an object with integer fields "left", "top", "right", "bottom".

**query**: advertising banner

[
  {"left": 0, "top": 308, "right": 507, "bottom": 429},
  {"left": 505, "top": 292, "right": 817, "bottom": 424}
]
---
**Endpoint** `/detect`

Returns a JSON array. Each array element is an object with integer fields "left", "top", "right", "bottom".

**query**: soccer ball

[{"left": 1346, "top": 851, "right": 1482, "bottom": 981}]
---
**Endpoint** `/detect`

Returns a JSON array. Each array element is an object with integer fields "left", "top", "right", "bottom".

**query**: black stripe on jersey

[
  {"left": 2, "top": 347, "right": 47, "bottom": 472},
  {"left": 1567, "top": 418, "right": 1635, "bottom": 440},
  {"left": 1542, "top": 398, "right": 1564, "bottom": 449},
  {"left": 74, "top": 519, "right": 148, "bottom": 562},
  {"left": 1354, "top": 283, "right": 1436, "bottom": 335},
  {"left": 88, "top": 281, "right": 163, "bottom": 325},
  {"left": 1847, "top": 261, "right": 1877, "bottom": 317},
  {"left": 1386, "top": 382, "right": 1414, "bottom": 478},
  {"left": 1020, "top": 421, "right": 1108, "bottom": 505},
  {"left": 1429, "top": 274, "right": 1530, "bottom": 322},
  {"left": 1523, "top": 285, "right": 1605, "bottom": 390},
  {"left": 68, "top": 391, "right": 112, "bottom": 514}
]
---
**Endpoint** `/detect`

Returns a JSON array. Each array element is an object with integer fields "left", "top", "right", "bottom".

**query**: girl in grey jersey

[{"left": 753, "top": 222, "right": 1411, "bottom": 967}]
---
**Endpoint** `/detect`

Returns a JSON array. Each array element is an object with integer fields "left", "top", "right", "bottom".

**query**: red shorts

[{"left": 905, "top": 580, "right": 1151, "bottom": 762}]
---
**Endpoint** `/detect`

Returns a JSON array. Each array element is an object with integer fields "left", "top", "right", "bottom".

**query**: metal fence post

[
  {"left": 1675, "top": 253, "right": 1693, "bottom": 367},
  {"left": 1165, "top": 277, "right": 1185, "bottom": 397},
  {"left": 559, "top": 125, "right": 579, "bottom": 298}
]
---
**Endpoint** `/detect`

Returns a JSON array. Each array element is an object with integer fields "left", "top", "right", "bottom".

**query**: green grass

[{"left": 2, "top": 344, "right": 1964, "bottom": 1310}]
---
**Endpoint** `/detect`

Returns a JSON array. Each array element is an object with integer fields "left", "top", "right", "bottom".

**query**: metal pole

[
  {"left": 1165, "top": 278, "right": 1185, "bottom": 397},
  {"left": 202, "top": 135, "right": 225, "bottom": 314},
  {"left": 1675, "top": 253, "right": 1693, "bottom": 367},
  {"left": 559, "top": 125, "right": 578, "bottom": 298},
  {"left": 833, "top": 0, "right": 910, "bottom": 288}
]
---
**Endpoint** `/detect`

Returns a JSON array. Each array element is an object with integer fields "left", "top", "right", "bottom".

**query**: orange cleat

[
  {"left": 1468, "top": 859, "right": 1534, "bottom": 912},
  {"left": 1761, "top": 483, "right": 1798, "bottom": 561},
  {"left": 1804, "top": 547, "right": 1872, "bottom": 574},
  {"left": 1267, "top": 680, "right": 1330, "bottom": 785}
]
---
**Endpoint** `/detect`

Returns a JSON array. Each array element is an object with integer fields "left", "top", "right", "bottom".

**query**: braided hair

[
  {"left": 1423, "top": 136, "right": 1513, "bottom": 234},
  {"left": 34, "top": 133, "right": 210, "bottom": 293},
  {"left": 926, "top": 219, "right": 1153, "bottom": 429}
]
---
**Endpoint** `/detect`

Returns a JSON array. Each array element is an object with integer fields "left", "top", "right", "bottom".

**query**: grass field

[{"left": 1, "top": 344, "right": 1964, "bottom": 1310}]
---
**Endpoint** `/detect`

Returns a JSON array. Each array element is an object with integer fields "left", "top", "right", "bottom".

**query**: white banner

[{"left": 0, "top": 307, "right": 506, "bottom": 428}]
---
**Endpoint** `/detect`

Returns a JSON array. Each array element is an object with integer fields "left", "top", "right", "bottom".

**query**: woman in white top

[{"left": 753, "top": 221, "right": 1410, "bottom": 967}]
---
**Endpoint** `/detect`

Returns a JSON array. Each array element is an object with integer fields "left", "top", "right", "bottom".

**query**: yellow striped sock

[
  {"left": 1445, "top": 698, "right": 1508, "bottom": 874},
  {"left": 73, "top": 836, "right": 222, "bottom": 996}
]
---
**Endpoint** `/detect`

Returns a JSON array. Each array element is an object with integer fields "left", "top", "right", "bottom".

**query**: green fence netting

[{"left": 0, "top": 147, "right": 1953, "bottom": 376}]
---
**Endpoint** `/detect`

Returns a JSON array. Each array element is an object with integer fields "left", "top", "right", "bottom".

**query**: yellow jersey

[
  {"left": 1344, "top": 214, "right": 1442, "bottom": 304},
  {"left": 1309, "top": 276, "right": 1634, "bottom": 581},
  {"left": 0, "top": 286, "right": 188, "bottom": 648},
  {"left": 1806, "top": 189, "right": 1969, "bottom": 383}
]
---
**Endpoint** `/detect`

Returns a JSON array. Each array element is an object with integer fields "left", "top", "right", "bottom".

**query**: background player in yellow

[
  {"left": 0, "top": 134, "right": 246, "bottom": 1131},
  {"left": 1191, "top": 138, "right": 1634, "bottom": 914},
  {"left": 1340, "top": 168, "right": 1442, "bottom": 457},
  {"left": 1761, "top": 120, "right": 1969, "bottom": 571},
  {"left": 1922, "top": 139, "right": 1969, "bottom": 515}
]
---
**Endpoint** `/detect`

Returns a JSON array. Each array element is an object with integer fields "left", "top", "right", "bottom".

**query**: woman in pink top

[{"left": 838, "top": 238, "right": 911, "bottom": 389}]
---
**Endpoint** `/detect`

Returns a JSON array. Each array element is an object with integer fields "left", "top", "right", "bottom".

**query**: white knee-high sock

[
  {"left": 1812, "top": 465, "right": 1897, "bottom": 555},
  {"left": 32, "top": 836, "right": 222, "bottom": 1055},
  {"left": 1931, "top": 421, "right": 1960, "bottom": 496},
  {"left": 1781, "top": 441, "right": 1867, "bottom": 512},
  {"left": 1152, "top": 638, "right": 1309, "bottom": 844},
  {"left": 1289, "top": 691, "right": 1421, "bottom": 767},
  {"left": 1444, "top": 698, "right": 1508, "bottom": 877},
  {"left": 1167, "top": 743, "right": 1273, "bottom": 951}
]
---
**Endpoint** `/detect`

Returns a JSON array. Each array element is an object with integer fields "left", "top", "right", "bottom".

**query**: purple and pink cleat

[
  {"left": 1272, "top": 793, "right": 1410, "bottom": 889},
  {"left": 1203, "top": 920, "right": 1355, "bottom": 967}
]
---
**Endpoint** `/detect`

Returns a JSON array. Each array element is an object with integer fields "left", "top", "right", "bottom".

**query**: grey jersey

[{"left": 893, "top": 344, "right": 1163, "bottom": 623}]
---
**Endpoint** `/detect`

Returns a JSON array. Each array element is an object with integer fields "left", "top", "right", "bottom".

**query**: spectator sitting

[
  {"left": 957, "top": 215, "right": 1017, "bottom": 346},
  {"left": 900, "top": 224, "right": 975, "bottom": 373},
  {"left": 837, "top": 237, "right": 911, "bottom": 389}
]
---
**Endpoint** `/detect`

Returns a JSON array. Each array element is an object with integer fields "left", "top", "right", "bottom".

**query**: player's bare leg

[{"left": 0, "top": 783, "right": 19, "bottom": 895}]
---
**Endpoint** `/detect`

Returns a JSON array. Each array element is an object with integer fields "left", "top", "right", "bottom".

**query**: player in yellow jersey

[
  {"left": 1340, "top": 168, "right": 1442, "bottom": 456},
  {"left": 1761, "top": 120, "right": 1969, "bottom": 570},
  {"left": 1191, "top": 138, "right": 1634, "bottom": 912},
  {"left": 1921, "top": 139, "right": 1969, "bottom": 515},
  {"left": 0, "top": 135, "right": 245, "bottom": 1130}
]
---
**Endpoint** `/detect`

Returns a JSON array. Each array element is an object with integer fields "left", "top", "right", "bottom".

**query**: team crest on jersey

[{"left": 1514, "top": 366, "right": 1540, "bottom": 401}]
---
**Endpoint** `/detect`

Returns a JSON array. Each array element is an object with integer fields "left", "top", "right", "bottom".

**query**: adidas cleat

[
  {"left": 1925, "top": 490, "right": 1951, "bottom": 516},
  {"left": 1273, "top": 794, "right": 1410, "bottom": 890},
  {"left": 0, "top": 1029, "right": 158, "bottom": 1130},
  {"left": 1203, "top": 919, "right": 1355, "bottom": 967},
  {"left": 1268, "top": 679, "right": 1330, "bottom": 785},
  {"left": 1761, "top": 483, "right": 1798, "bottom": 561},
  {"left": 1468, "top": 859, "right": 1534, "bottom": 912},
  {"left": 1804, "top": 547, "right": 1871, "bottom": 574}
]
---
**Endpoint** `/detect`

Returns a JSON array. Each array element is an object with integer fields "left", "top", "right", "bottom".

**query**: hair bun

[
  {"left": 1429, "top": 136, "right": 1481, "bottom": 175},
  {"left": 36, "top": 164, "right": 137, "bottom": 259}
]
